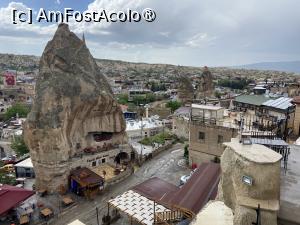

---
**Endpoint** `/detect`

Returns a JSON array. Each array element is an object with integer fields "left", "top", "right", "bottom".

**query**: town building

[
  {"left": 234, "top": 95, "right": 295, "bottom": 140},
  {"left": 189, "top": 104, "right": 238, "bottom": 166},
  {"left": 14, "top": 157, "right": 35, "bottom": 178},
  {"left": 292, "top": 96, "right": 300, "bottom": 136},
  {"left": 172, "top": 106, "right": 190, "bottom": 140},
  {"left": 0, "top": 185, "right": 35, "bottom": 218},
  {"left": 126, "top": 116, "right": 164, "bottom": 142}
]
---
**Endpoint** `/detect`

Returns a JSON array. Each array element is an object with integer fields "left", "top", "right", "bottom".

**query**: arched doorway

[{"left": 115, "top": 152, "right": 129, "bottom": 164}]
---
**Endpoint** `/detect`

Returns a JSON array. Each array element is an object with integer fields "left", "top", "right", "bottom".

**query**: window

[
  {"left": 102, "top": 158, "right": 106, "bottom": 163},
  {"left": 92, "top": 161, "right": 96, "bottom": 167},
  {"left": 198, "top": 132, "right": 205, "bottom": 141},
  {"left": 218, "top": 135, "right": 223, "bottom": 144}
]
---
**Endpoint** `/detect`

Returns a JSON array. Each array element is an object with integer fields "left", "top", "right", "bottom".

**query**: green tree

[
  {"left": 11, "top": 136, "right": 29, "bottom": 156},
  {"left": 116, "top": 94, "right": 129, "bottom": 105},
  {"left": 184, "top": 144, "right": 189, "bottom": 159},
  {"left": 4, "top": 103, "right": 30, "bottom": 120},
  {"left": 166, "top": 101, "right": 182, "bottom": 113}
]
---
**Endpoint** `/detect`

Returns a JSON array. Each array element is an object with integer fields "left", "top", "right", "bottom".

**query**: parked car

[
  {"left": 179, "top": 168, "right": 197, "bottom": 185},
  {"left": 1, "top": 156, "right": 16, "bottom": 164},
  {"left": 180, "top": 174, "right": 190, "bottom": 185}
]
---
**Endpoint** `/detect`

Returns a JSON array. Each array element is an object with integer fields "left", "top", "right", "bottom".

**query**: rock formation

[
  {"left": 195, "top": 66, "right": 214, "bottom": 99},
  {"left": 177, "top": 76, "right": 194, "bottom": 105},
  {"left": 217, "top": 138, "right": 282, "bottom": 225},
  {"left": 23, "top": 23, "right": 127, "bottom": 192}
]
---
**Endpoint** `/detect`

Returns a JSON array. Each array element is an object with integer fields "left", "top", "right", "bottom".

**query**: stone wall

[
  {"left": 293, "top": 104, "right": 300, "bottom": 136},
  {"left": 172, "top": 117, "right": 189, "bottom": 140},
  {"left": 189, "top": 122, "right": 238, "bottom": 166}
]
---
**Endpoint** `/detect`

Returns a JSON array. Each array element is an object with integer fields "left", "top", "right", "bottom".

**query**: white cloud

[
  {"left": 0, "top": 0, "right": 299, "bottom": 66},
  {"left": 185, "top": 33, "right": 217, "bottom": 48},
  {"left": 0, "top": 2, "right": 56, "bottom": 36}
]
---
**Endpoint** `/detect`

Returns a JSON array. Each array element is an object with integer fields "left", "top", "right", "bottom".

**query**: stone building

[
  {"left": 23, "top": 24, "right": 131, "bottom": 192},
  {"left": 189, "top": 104, "right": 238, "bottom": 166},
  {"left": 292, "top": 96, "right": 300, "bottom": 136},
  {"left": 217, "top": 138, "right": 282, "bottom": 225},
  {"left": 172, "top": 106, "right": 190, "bottom": 140}
]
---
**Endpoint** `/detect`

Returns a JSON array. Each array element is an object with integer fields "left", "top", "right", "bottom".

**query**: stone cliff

[{"left": 23, "top": 23, "right": 127, "bottom": 191}]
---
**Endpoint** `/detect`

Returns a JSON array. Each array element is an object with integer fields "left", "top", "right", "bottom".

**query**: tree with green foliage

[
  {"left": 166, "top": 101, "right": 182, "bottom": 113},
  {"left": 218, "top": 78, "right": 252, "bottom": 90},
  {"left": 11, "top": 136, "right": 29, "bottom": 156},
  {"left": 132, "top": 93, "right": 156, "bottom": 105},
  {"left": 0, "top": 160, "right": 16, "bottom": 185},
  {"left": 184, "top": 144, "right": 189, "bottom": 159},
  {"left": 214, "top": 91, "right": 222, "bottom": 99},
  {"left": 117, "top": 94, "right": 129, "bottom": 105},
  {"left": 139, "top": 132, "right": 173, "bottom": 146},
  {"left": 4, "top": 103, "right": 30, "bottom": 120},
  {"left": 0, "top": 170, "right": 16, "bottom": 185}
]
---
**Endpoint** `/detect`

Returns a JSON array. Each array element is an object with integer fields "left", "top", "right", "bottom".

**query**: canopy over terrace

[
  {"left": 108, "top": 190, "right": 174, "bottom": 225},
  {"left": 108, "top": 163, "right": 220, "bottom": 224}
]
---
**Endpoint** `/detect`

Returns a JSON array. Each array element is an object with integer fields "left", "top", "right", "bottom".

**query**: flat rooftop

[
  {"left": 279, "top": 144, "right": 300, "bottom": 224},
  {"left": 191, "top": 104, "right": 223, "bottom": 111},
  {"left": 223, "top": 138, "right": 282, "bottom": 164}
]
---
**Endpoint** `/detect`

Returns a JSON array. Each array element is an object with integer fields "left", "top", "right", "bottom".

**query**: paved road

[{"left": 53, "top": 143, "right": 189, "bottom": 225}]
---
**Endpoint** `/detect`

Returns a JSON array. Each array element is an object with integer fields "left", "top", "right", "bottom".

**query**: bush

[
  {"left": 116, "top": 94, "right": 129, "bottom": 105},
  {"left": 184, "top": 144, "right": 189, "bottom": 159},
  {"left": 4, "top": 103, "right": 30, "bottom": 120},
  {"left": 11, "top": 136, "right": 29, "bottom": 156},
  {"left": 139, "top": 132, "right": 173, "bottom": 146},
  {"left": 166, "top": 101, "right": 182, "bottom": 113}
]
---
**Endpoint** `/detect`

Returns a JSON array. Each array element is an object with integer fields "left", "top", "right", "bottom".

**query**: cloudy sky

[{"left": 0, "top": 0, "right": 299, "bottom": 67}]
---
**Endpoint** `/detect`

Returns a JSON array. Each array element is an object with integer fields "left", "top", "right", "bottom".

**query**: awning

[{"left": 108, "top": 190, "right": 171, "bottom": 225}]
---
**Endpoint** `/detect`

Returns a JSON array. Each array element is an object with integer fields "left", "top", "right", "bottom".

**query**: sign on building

[{"left": 3, "top": 70, "right": 17, "bottom": 87}]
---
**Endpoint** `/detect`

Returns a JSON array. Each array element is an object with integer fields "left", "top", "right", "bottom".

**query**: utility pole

[
  {"left": 96, "top": 207, "right": 100, "bottom": 225},
  {"left": 140, "top": 104, "right": 144, "bottom": 164}
]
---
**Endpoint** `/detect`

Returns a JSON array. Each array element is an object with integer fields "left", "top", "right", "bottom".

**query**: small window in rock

[
  {"left": 218, "top": 135, "right": 223, "bottom": 144},
  {"left": 198, "top": 132, "right": 205, "bottom": 141}
]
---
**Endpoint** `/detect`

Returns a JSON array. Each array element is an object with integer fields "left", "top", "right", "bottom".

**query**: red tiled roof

[{"left": 0, "top": 185, "right": 35, "bottom": 215}]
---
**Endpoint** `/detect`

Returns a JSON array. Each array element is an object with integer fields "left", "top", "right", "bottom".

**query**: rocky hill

[{"left": 0, "top": 53, "right": 298, "bottom": 82}]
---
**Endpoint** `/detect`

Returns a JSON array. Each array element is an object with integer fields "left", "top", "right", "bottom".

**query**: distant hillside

[
  {"left": 0, "top": 53, "right": 298, "bottom": 82},
  {"left": 234, "top": 61, "right": 300, "bottom": 74}
]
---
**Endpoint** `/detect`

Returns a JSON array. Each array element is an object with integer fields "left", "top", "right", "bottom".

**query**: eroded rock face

[
  {"left": 196, "top": 66, "right": 214, "bottom": 99},
  {"left": 177, "top": 76, "right": 194, "bottom": 104},
  {"left": 23, "top": 23, "right": 127, "bottom": 191},
  {"left": 217, "top": 141, "right": 281, "bottom": 225}
]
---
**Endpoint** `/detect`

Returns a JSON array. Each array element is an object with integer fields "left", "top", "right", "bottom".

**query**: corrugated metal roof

[
  {"left": 262, "top": 97, "right": 293, "bottom": 110},
  {"left": 235, "top": 95, "right": 274, "bottom": 106},
  {"left": 130, "top": 163, "right": 220, "bottom": 216}
]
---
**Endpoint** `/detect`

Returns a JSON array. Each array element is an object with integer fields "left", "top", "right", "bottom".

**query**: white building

[{"left": 126, "top": 116, "right": 164, "bottom": 142}]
